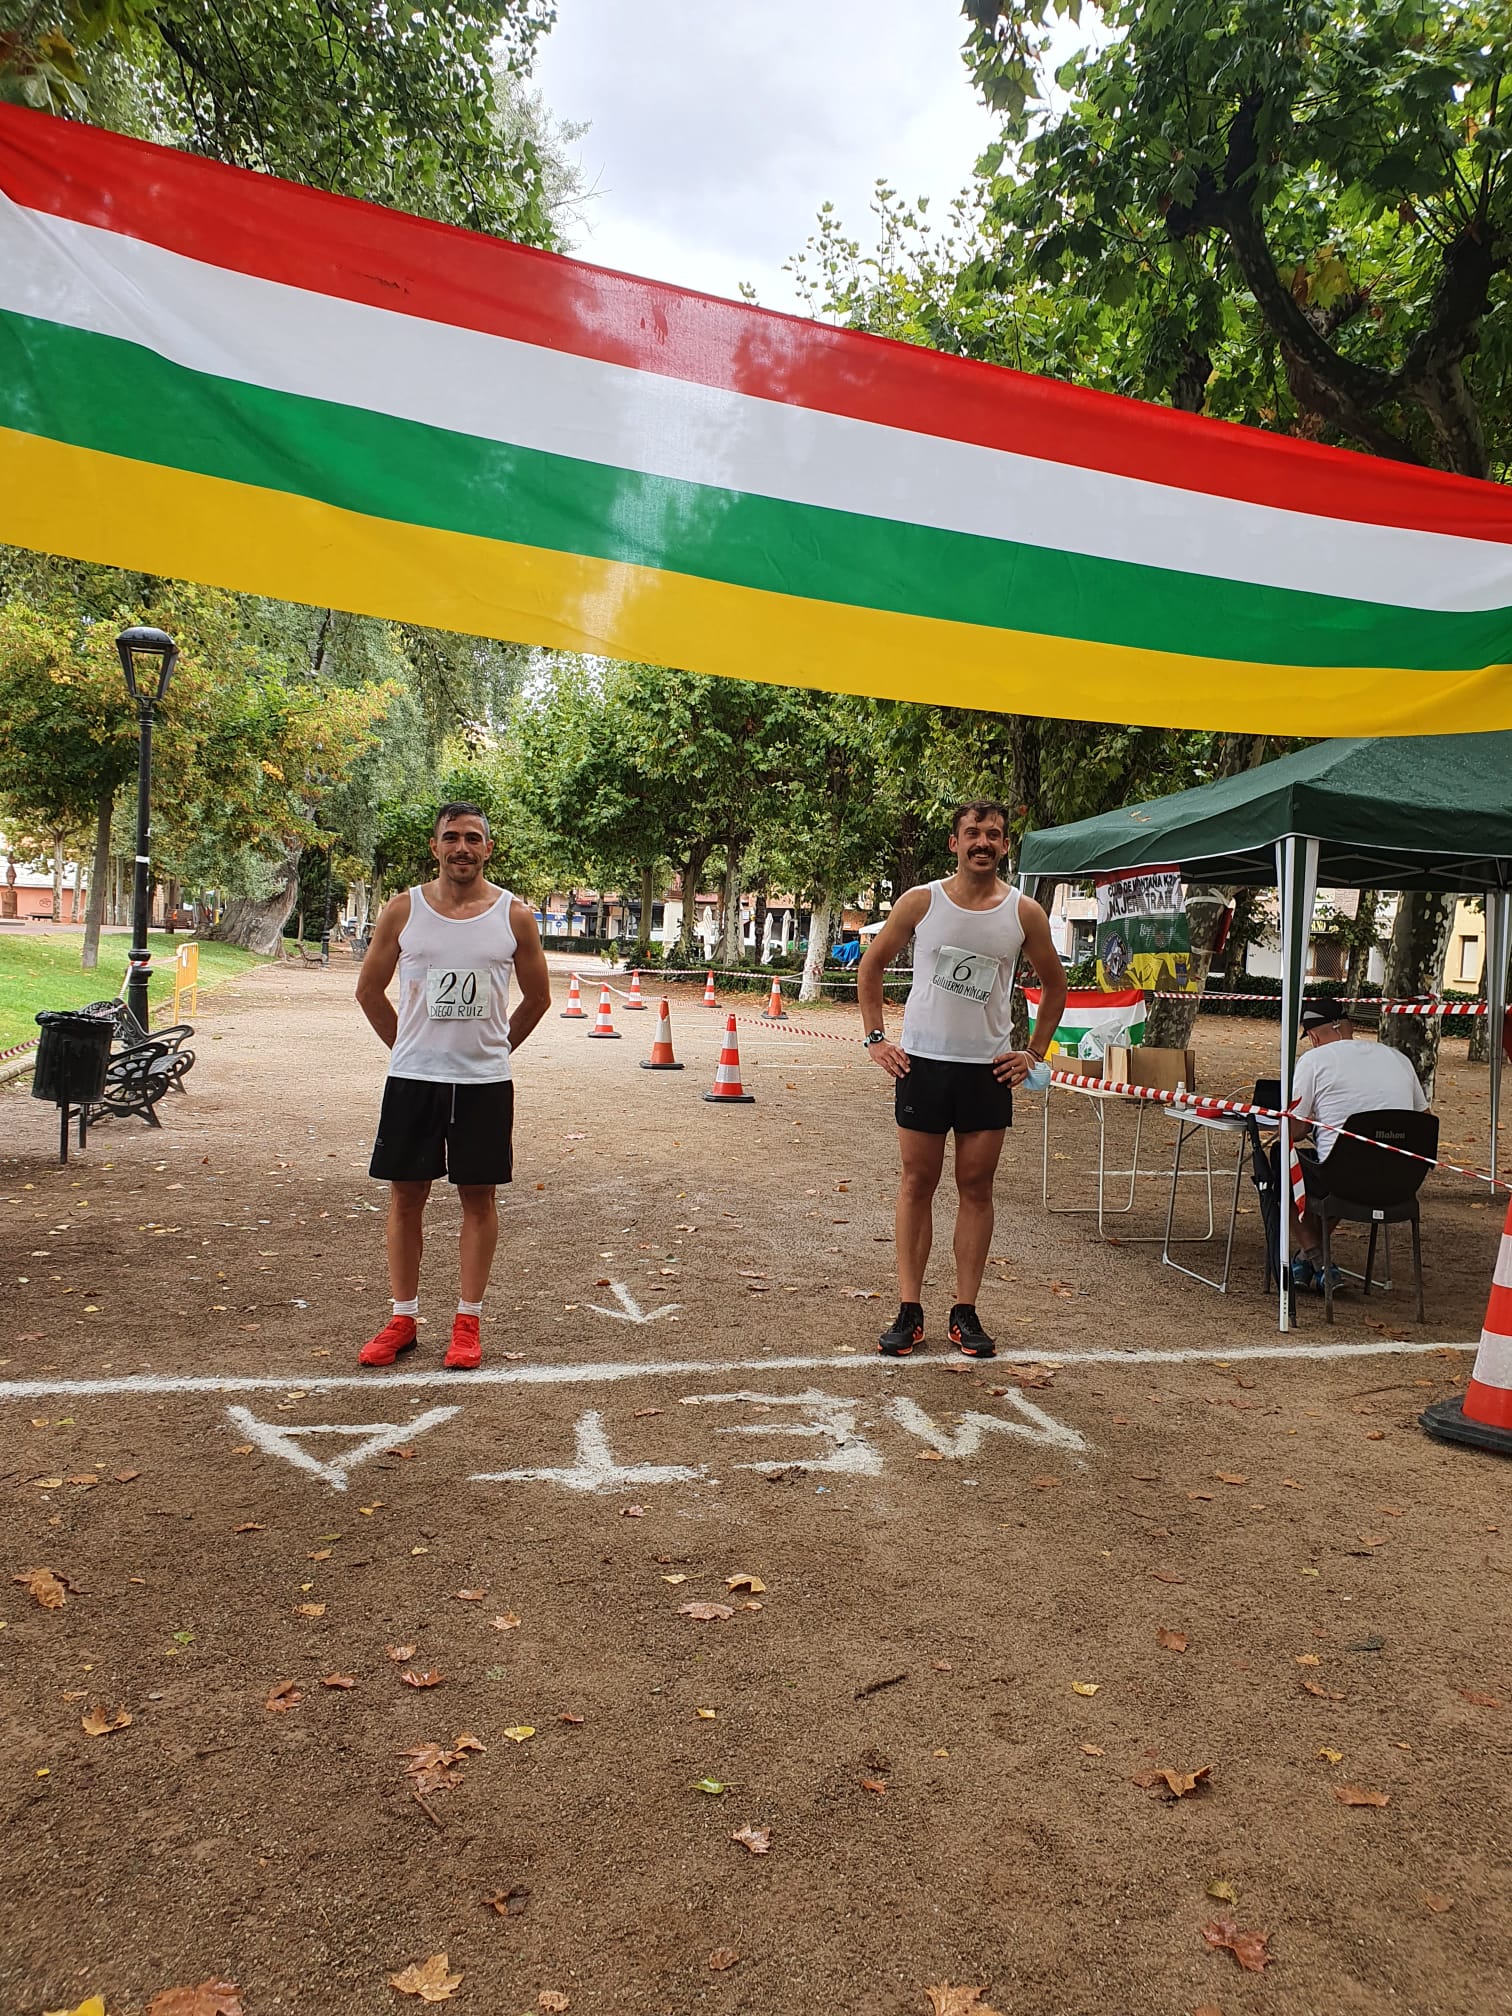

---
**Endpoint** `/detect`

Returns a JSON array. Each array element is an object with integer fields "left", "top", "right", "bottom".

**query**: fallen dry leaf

[
  {"left": 633, "top": 1407, "right": 662, "bottom": 1418},
  {"left": 233, "top": 1522, "right": 263, "bottom": 1534},
  {"left": 493, "top": 1613, "right": 522, "bottom": 1631},
  {"left": 680, "top": 1601, "right": 735, "bottom": 1622},
  {"left": 1071, "top": 1681, "right": 1100, "bottom": 1697},
  {"left": 1332, "top": 1784, "right": 1390, "bottom": 1807},
  {"left": 1005, "top": 1363, "right": 1056, "bottom": 1388},
  {"left": 1423, "top": 1891, "right": 1452, "bottom": 1912},
  {"left": 387, "top": 1644, "right": 418, "bottom": 1662},
  {"left": 293, "top": 1602, "right": 326, "bottom": 1618},
  {"left": 1296, "top": 1653, "right": 1321, "bottom": 1667},
  {"left": 13, "top": 1566, "right": 67, "bottom": 1610},
  {"left": 731, "top": 1823, "right": 771, "bottom": 1854},
  {"left": 322, "top": 1674, "right": 358, "bottom": 1689},
  {"left": 1201, "top": 1918, "right": 1272, "bottom": 1972},
  {"left": 1459, "top": 1689, "right": 1503, "bottom": 1709},
  {"left": 1214, "top": 1472, "right": 1247, "bottom": 1485},
  {"left": 1302, "top": 1679, "right": 1346, "bottom": 1701},
  {"left": 1205, "top": 1878, "right": 1239, "bottom": 1904},
  {"left": 307, "top": 1548, "right": 332, "bottom": 1562},
  {"left": 502, "top": 1725, "right": 536, "bottom": 1742},
  {"left": 860, "top": 1777, "right": 887, "bottom": 1794},
  {"left": 559, "top": 1711, "right": 585, "bottom": 1725},
  {"left": 620, "top": 1504, "right": 645, "bottom": 1518},
  {"left": 1148, "top": 1569, "right": 1186, "bottom": 1584},
  {"left": 1318, "top": 1747, "right": 1344, "bottom": 1764},
  {"left": 401, "top": 1670, "right": 444, "bottom": 1689},
  {"left": 725, "top": 1574, "right": 766, "bottom": 1594},
  {"left": 484, "top": 1885, "right": 529, "bottom": 1918},
  {"left": 115, "top": 1470, "right": 141, "bottom": 1484},
  {"left": 80, "top": 1702, "right": 131, "bottom": 1737},
  {"left": 1133, "top": 1764, "right": 1210, "bottom": 1799},
  {"left": 401, "top": 1745, "right": 464, "bottom": 1795},
  {"left": 708, "top": 1948, "right": 739, "bottom": 1971},
  {"left": 660, "top": 1574, "right": 687, "bottom": 1586},
  {"left": 454, "top": 1589, "right": 485, "bottom": 1602},
  {"left": 1079, "top": 1744, "right": 1104, "bottom": 1757},
  {"left": 538, "top": 1995, "right": 570, "bottom": 2013},
  {"left": 1156, "top": 1628, "right": 1188, "bottom": 1653},
  {"left": 924, "top": 1988, "right": 1007, "bottom": 2016},
  {"left": 916, "top": 1449, "right": 944, "bottom": 1462},
  {"left": 388, "top": 1953, "right": 463, "bottom": 2003},
  {"left": 42, "top": 1999, "right": 106, "bottom": 2016},
  {"left": 146, "top": 1983, "right": 244, "bottom": 2016}
]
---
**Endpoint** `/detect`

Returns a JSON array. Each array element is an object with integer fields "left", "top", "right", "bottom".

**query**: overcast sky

[{"left": 533, "top": 2, "right": 1001, "bottom": 314}]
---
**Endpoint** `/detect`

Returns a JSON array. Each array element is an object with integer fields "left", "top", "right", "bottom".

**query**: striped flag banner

[{"left": 2, "top": 105, "right": 1512, "bottom": 735}]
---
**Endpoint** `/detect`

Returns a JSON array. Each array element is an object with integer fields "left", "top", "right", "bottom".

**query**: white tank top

[
  {"left": 388, "top": 884, "right": 517, "bottom": 1084},
  {"left": 899, "top": 881, "right": 1025, "bottom": 1064}
]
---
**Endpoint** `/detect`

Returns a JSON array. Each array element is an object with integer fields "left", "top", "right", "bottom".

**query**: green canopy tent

[{"left": 1018, "top": 734, "right": 1512, "bottom": 1330}]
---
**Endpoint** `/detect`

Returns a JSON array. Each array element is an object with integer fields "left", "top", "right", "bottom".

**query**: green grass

[{"left": 0, "top": 933, "right": 268, "bottom": 1050}]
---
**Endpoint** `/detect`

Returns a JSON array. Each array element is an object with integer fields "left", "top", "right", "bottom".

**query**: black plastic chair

[{"left": 1309, "top": 1108, "right": 1438, "bottom": 1325}]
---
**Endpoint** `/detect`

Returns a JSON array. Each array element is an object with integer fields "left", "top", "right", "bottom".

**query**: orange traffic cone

[
  {"left": 702, "top": 968, "right": 718, "bottom": 1006},
  {"left": 703, "top": 1012, "right": 754, "bottom": 1103},
  {"left": 623, "top": 968, "right": 647, "bottom": 1009},
  {"left": 761, "top": 976, "right": 788, "bottom": 1021},
  {"left": 586, "top": 982, "right": 621, "bottom": 1040},
  {"left": 640, "top": 997, "right": 684, "bottom": 1071},
  {"left": 1421, "top": 1194, "right": 1512, "bottom": 1454},
  {"left": 560, "top": 972, "right": 587, "bottom": 1019}
]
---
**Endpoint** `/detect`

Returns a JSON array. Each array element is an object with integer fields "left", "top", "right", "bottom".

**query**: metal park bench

[{"left": 78, "top": 997, "right": 197, "bottom": 1128}]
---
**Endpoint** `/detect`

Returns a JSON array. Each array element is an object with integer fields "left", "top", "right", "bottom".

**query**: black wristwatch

[{"left": 863, "top": 1028, "right": 887, "bottom": 1047}]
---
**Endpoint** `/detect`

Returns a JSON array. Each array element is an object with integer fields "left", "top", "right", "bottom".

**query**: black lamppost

[
  {"left": 320, "top": 831, "right": 337, "bottom": 967},
  {"left": 116, "top": 627, "right": 178, "bottom": 1032}
]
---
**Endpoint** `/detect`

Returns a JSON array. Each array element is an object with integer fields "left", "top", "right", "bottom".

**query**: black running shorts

[
  {"left": 369, "top": 1076, "right": 514, "bottom": 1186},
  {"left": 894, "top": 1054, "right": 1013, "bottom": 1136}
]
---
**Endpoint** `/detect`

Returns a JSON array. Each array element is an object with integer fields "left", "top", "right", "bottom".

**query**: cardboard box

[{"left": 1105, "top": 1044, "right": 1197, "bottom": 1094}]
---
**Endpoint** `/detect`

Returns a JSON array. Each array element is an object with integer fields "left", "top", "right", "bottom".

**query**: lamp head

[{"left": 116, "top": 626, "right": 179, "bottom": 705}]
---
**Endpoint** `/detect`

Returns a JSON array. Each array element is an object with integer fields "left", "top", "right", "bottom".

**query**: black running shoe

[
  {"left": 949, "top": 1303, "right": 996, "bottom": 1358},
  {"left": 878, "top": 1301, "right": 925, "bottom": 1356}
]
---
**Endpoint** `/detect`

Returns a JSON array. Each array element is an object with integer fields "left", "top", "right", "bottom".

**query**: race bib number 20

[
  {"left": 426, "top": 966, "right": 491, "bottom": 1020},
  {"left": 931, "top": 943, "right": 1001, "bottom": 1007}
]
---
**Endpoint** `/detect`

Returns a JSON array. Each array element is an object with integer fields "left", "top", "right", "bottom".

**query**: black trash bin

[{"left": 32, "top": 1008, "right": 115, "bottom": 1163}]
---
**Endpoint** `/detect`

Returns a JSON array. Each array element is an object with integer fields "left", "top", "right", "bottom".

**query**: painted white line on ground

[
  {"left": 884, "top": 1392, "right": 1088, "bottom": 1456},
  {"left": 470, "top": 1409, "right": 704, "bottom": 1492},
  {"left": 0, "top": 1338, "right": 1470, "bottom": 1403},
  {"left": 585, "top": 1281, "right": 681, "bottom": 1324},
  {"left": 223, "top": 1403, "right": 460, "bottom": 1491}
]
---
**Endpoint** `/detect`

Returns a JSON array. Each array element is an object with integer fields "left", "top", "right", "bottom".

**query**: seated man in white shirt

[{"left": 1283, "top": 999, "right": 1429, "bottom": 1290}]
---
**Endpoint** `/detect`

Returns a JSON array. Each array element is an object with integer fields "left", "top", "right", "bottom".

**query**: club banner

[
  {"left": 1095, "top": 868, "right": 1195, "bottom": 993},
  {"left": 2, "top": 105, "right": 1512, "bottom": 735}
]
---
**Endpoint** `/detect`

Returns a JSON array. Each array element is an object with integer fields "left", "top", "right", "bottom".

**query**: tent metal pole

[
  {"left": 1488, "top": 890, "right": 1510, "bottom": 1186},
  {"left": 1276, "top": 836, "right": 1320, "bottom": 1332}
]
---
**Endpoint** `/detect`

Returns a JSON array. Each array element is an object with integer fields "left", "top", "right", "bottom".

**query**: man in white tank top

[
  {"left": 355, "top": 802, "right": 551, "bottom": 1370},
  {"left": 858, "top": 800, "right": 1067, "bottom": 1358}
]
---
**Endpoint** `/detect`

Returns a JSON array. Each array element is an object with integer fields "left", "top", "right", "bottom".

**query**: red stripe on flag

[{"left": 2, "top": 105, "right": 1510, "bottom": 549}]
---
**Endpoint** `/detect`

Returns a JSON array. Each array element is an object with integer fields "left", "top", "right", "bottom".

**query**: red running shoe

[
  {"left": 445, "top": 1313, "right": 482, "bottom": 1371},
  {"left": 359, "top": 1314, "right": 417, "bottom": 1367}
]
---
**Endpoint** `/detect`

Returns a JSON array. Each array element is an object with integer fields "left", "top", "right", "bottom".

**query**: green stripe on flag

[{"left": 3, "top": 310, "right": 1508, "bottom": 674}]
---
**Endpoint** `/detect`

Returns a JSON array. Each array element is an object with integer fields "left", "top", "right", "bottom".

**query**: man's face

[
  {"left": 949, "top": 814, "right": 1009, "bottom": 872},
  {"left": 431, "top": 817, "right": 493, "bottom": 882}
]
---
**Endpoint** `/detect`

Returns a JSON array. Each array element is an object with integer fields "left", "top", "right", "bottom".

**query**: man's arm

[
  {"left": 1018, "top": 895, "right": 1067, "bottom": 1062},
  {"left": 506, "top": 903, "right": 553, "bottom": 1054},
  {"left": 354, "top": 892, "right": 410, "bottom": 1049},
  {"left": 857, "top": 888, "right": 929, "bottom": 1080}
]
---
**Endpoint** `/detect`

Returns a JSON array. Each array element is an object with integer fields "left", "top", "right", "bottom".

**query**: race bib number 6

[
  {"left": 931, "top": 943, "right": 1001, "bottom": 1006},
  {"left": 426, "top": 966, "right": 491, "bottom": 1020}
]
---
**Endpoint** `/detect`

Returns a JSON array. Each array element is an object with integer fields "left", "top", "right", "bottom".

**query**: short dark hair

[
  {"left": 950, "top": 799, "right": 1010, "bottom": 838},
  {"left": 434, "top": 801, "right": 491, "bottom": 838}
]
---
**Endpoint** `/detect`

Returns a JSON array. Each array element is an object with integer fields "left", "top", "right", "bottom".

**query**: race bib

[
  {"left": 425, "top": 966, "right": 491, "bottom": 1020},
  {"left": 931, "top": 943, "right": 1001, "bottom": 1007}
]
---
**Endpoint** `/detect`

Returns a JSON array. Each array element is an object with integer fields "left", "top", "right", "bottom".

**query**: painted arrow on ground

[{"left": 586, "top": 1281, "right": 681, "bottom": 1324}]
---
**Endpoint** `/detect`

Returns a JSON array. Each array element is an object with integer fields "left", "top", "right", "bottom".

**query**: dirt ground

[{"left": 1, "top": 960, "right": 1508, "bottom": 2016}]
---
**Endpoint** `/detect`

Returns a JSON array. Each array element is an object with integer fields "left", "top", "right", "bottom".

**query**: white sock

[
  {"left": 457, "top": 1298, "right": 483, "bottom": 1318},
  {"left": 393, "top": 1297, "right": 419, "bottom": 1318}
]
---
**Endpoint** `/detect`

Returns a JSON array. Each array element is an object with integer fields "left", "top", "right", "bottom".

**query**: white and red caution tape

[
  {"left": 1046, "top": 1065, "right": 1510, "bottom": 1199},
  {"left": 1146, "top": 991, "right": 1487, "bottom": 1015}
]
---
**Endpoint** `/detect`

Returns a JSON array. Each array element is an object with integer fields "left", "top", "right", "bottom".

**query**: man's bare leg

[
  {"left": 895, "top": 1129, "right": 947, "bottom": 1302},
  {"left": 386, "top": 1179, "right": 431, "bottom": 1300},
  {"left": 456, "top": 1184, "right": 500, "bottom": 1302},
  {"left": 952, "top": 1127, "right": 1007, "bottom": 1304}
]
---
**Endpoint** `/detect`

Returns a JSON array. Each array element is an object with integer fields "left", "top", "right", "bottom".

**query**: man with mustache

[
  {"left": 355, "top": 802, "right": 551, "bottom": 1369},
  {"left": 858, "top": 801, "right": 1067, "bottom": 1358}
]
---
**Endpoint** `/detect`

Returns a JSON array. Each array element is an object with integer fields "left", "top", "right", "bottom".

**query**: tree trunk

[
  {"left": 636, "top": 862, "right": 655, "bottom": 957},
  {"left": 207, "top": 849, "right": 301, "bottom": 954},
  {"left": 719, "top": 844, "right": 744, "bottom": 965},
  {"left": 80, "top": 789, "right": 114, "bottom": 972},
  {"left": 1379, "top": 890, "right": 1455, "bottom": 1099},
  {"left": 50, "top": 831, "right": 64, "bottom": 922},
  {"left": 753, "top": 882, "right": 770, "bottom": 965},
  {"left": 895, "top": 809, "right": 920, "bottom": 915},
  {"left": 799, "top": 888, "right": 834, "bottom": 1004},
  {"left": 1008, "top": 717, "right": 1044, "bottom": 838},
  {"left": 1144, "top": 891, "right": 1232, "bottom": 1047},
  {"left": 674, "top": 843, "right": 710, "bottom": 963},
  {"left": 1222, "top": 887, "right": 1257, "bottom": 990},
  {"left": 1344, "top": 888, "right": 1381, "bottom": 995}
]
